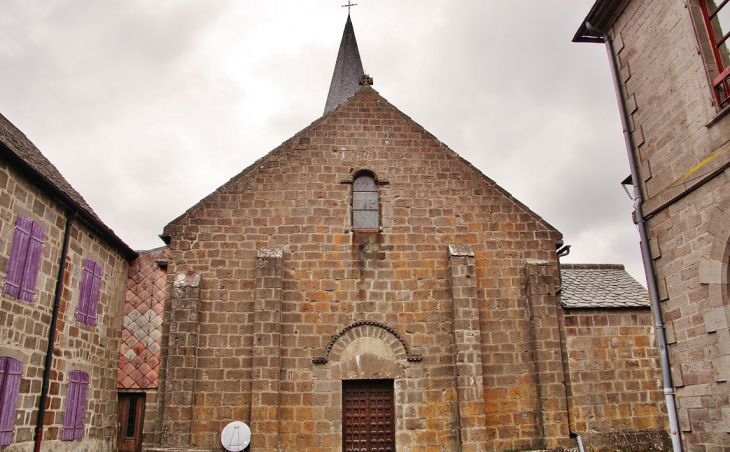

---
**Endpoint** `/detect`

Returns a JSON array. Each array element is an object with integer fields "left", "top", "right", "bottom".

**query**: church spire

[{"left": 324, "top": 14, "right": 365, "bottom": 114}]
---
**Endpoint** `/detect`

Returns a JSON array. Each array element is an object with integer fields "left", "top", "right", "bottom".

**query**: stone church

[
  {"left": 0, "top": 8, "right": 672, "bottom": 452},
  {"left": 116, "top": 15, "right": 671, "bottom": 452}
]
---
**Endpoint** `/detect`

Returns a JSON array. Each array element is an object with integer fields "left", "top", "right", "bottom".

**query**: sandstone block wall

[
  {"left": 158, "top": 87, "right": 567, "bottom": 452},
  {"left": 560, "top": 306, "right": 668, "bottom": 451},
  {"left": 0, "top": 155, "right": 129, "bottom": 450}
]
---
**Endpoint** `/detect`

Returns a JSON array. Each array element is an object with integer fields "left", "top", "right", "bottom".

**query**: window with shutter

[
  {"left": 62, "top": 370, "right": 89, "bottom": 441},
  {"left": 3, "top": 216, "right": 44, "bottom": 303},
  {"left": 76, "top": 259, "right": 102, "bottom": 326},
  {"left": 0, "top": 357, "right": 23, "bottom": 446},
  {"left": 352, "top": 173, "right": 379, "bottom": 231}
]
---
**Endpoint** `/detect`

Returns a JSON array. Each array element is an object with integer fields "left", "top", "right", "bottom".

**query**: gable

[{"left": 164, "top": 86, "right": 561, "bottom": 241}]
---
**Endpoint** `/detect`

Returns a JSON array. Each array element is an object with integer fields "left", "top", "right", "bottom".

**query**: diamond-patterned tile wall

[{"left": 118, "top": 247, "right": 168, "bottom": 389}]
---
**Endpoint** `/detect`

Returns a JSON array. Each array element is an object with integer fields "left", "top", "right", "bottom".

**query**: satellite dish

[{"left": 221, "top": 421, "right": 251, "bottom": 452}]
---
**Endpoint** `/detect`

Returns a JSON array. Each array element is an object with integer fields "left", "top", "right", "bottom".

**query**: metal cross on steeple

[{"left": 342, "top": 0, "right": 357, "bottom": 14}]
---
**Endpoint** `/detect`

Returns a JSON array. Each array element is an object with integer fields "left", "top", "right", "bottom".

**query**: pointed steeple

[{"left": 324, "top": 15, "right": 365, "bottom": 114}]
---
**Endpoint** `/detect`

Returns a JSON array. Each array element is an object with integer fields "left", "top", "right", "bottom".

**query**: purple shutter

[
  {"left": 0, "top": 358, "right": 22, "bottom": 446},
  {"left": 76, "top": 260, "right": 94, "bottom": 324},
  {"left": 62, "top": 371, "right": 81, "bottom": 441},
  {"left": 0, "top": 358, "right": 5, "bottom": 396},
  {"left": 3, "top": 217, "right": 32, "bottom": 299},
  {"left": 73, "top": 372, "right": 88, "bottom": 439},
  {"left": 19, "top": 222, "right": 44, "bottom": 303},
  {"left": 86, "top": 262, "right": 102, "bottom": 327}
]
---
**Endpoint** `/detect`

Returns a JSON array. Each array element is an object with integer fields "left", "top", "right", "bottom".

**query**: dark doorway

[
  {"left": 117, "top": 393, "right": 145, "bottom": 452},
  {"left": 342, "top": 379, "right": 395, "bottom": 452}
]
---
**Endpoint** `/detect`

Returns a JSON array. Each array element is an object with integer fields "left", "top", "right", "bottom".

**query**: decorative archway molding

[{"left": 312, "top": 321, "right": 422, "bottom": 364}]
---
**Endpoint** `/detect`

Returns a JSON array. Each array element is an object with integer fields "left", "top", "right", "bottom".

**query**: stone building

[
  {"left": 575, "top": 0, "right": 730, "bottom": 450},
  {"left": 145, "top": 16, "right": 670, "bottom": 452},
  {"left": 0, "top": 112, "right": 136, "bottom": 451}
]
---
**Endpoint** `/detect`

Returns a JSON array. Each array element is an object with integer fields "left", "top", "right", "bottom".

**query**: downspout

[
  {"left": 555, "top": 246, "right": 585, "bottom": 452},
  {"left": 34, "top": 211, "right": 77, "bottom": 452},
  {"left": 585, "top": 22, "right": 682, "bottom": 452}
]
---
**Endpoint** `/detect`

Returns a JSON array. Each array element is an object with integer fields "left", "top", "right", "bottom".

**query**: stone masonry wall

[
  {"left": 600, "top": 0, "right": 730, "bottom": 450},
  {"left": 560, "top": 306, "right": 668, "bottom": 451},
  {"left": 158, "top": 87, "right": 567, "bottom": 451},
  {"left": 0, "top": 155, "right": 129, "bottom": 451}
]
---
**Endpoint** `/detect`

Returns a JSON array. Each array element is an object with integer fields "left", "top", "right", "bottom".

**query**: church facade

[
  {"left": 141, "top": 16, "right": 670, "bottom": 452},
  {"left": 0, "top": 11, "right": 681, "bottom": 452}
]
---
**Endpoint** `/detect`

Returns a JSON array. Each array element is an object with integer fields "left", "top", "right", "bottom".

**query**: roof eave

[
  {"left": 572, "top": 0, "right": 626, "bottom": 43},
  {"left": 1, "top": 143, "right": 138, "bottom": 260}
]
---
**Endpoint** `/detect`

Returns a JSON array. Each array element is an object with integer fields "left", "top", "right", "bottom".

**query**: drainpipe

[
  {"left": 34, "top": 211, "right": 77, "bottom": 452},
  {"left": 555, "top": 245, "right": 585, "bottom": 452},
  {"left": 585, "top": 22, "right": 682, "bottom": 452}
]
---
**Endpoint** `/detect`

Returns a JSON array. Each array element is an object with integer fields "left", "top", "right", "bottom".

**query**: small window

[
  {"left": 62, "top": 370, "right": 89, "bottom": 441},
  {"left": 0, "top": 357, "right": 22, "bottom": 446},
  {"left": 701, "top": 0, "right": 730, "bottom": 107},
  {"left": 352, "top": 174, "right": 379, "bottom": 231},
  {"left": 76, "top": 259, "right": 102, "bottom": 327},
  {"left": 3, "top": 216, "right": 44, "bottom": 302}
]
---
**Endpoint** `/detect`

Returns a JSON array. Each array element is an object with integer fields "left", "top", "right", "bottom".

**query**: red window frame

[
  {"left": 62, "top": 370, "right": 89, "bottom": 441},
  {"left": 700, "top": 0, "right": 730, "bottom": 107},
  {"left": 3, "top": 216, "right": 44, "bottom": 303}
]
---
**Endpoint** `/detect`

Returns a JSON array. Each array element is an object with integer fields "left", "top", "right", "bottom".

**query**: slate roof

[
  {"left": 560, "top": 263, "right": 649, "bottom": 309},
  {"left": 324, "top": 15, "right": 365, "bottom": 114},
  {"left": 0, "top": 112, "right": 135, "bottom": 258}
]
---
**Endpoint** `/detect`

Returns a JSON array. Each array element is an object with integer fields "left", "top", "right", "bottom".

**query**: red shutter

[
  {"left": 73, "top": 372, "right": 89, "bottom": 439},
  {"left": 3, "top": 217, "right": 32, "bottom": 299},
  {"left": 62, "top": 371, "right": 81, "bottom": 441},
  {"left": 76, "top": 260, "right": 94, "bottom": 324},
  {"left": 0, "top": 358, "right": 22, "bottom": 446},
  {"left": 19, "top": 222, "right": 44, "bottom": 303},
  {"left": 86, "top": 262, "right": 102, "bottom": 327}
]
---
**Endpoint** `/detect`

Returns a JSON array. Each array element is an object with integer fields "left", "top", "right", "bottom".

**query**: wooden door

[
  {"left": 342, "top": 380, "right": 395, "bottom": 452},
  {"left": 117, "top": 393, "right": 145, "bottom": 452}
]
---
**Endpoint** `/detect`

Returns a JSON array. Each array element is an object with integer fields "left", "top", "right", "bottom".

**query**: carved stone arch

[
  {"left": 312, "top": 321, "right": 422, "bottom": 364},
  {"left": 340, "top": 168, "right": 390, "bottom": 186}
]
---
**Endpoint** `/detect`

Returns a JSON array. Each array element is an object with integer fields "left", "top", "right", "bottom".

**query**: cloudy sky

[{"left": 0, "top": 1, "right": 648, "bottom": 283}]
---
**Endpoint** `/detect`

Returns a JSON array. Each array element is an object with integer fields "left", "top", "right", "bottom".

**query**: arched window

[{"left": 352, "top": 173, "right": 379, "bottom": 231}]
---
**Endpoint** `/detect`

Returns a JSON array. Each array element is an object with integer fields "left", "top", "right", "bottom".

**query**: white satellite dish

[{"left": 220, "top": 421, "right": 251, "bottom": 452}]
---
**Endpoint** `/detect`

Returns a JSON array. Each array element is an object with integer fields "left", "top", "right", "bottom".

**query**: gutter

[
  {"left": 34, "top": 211, "right": 77, "bottom": 452},
  {"left": 0, "top": 145, "right": 137, "bottom": 260},
  {"left": 582, "top": 22, "right": 682, "bottom": 452}
]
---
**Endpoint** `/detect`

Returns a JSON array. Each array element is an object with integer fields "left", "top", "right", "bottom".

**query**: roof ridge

[{"left": 560, "top": 263, "right": 625, "bottom": 270}]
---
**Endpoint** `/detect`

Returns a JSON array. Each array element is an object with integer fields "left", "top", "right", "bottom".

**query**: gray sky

[{"left": 0, "top": 1, "right": 648, "bottom": 283}]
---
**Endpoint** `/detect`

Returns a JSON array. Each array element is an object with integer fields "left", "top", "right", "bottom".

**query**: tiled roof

[
  {"left": 324, "top": 15, "right": 365, "bottom": 114},
  {"left": 560, "top": 263, "right": 649, "bottom": 309},
  {"left": 0, "top": 112, "right": 135, "bottom": 258},
  {"left": 118, "top": 247, "right": 168, "bottom": 389}
]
